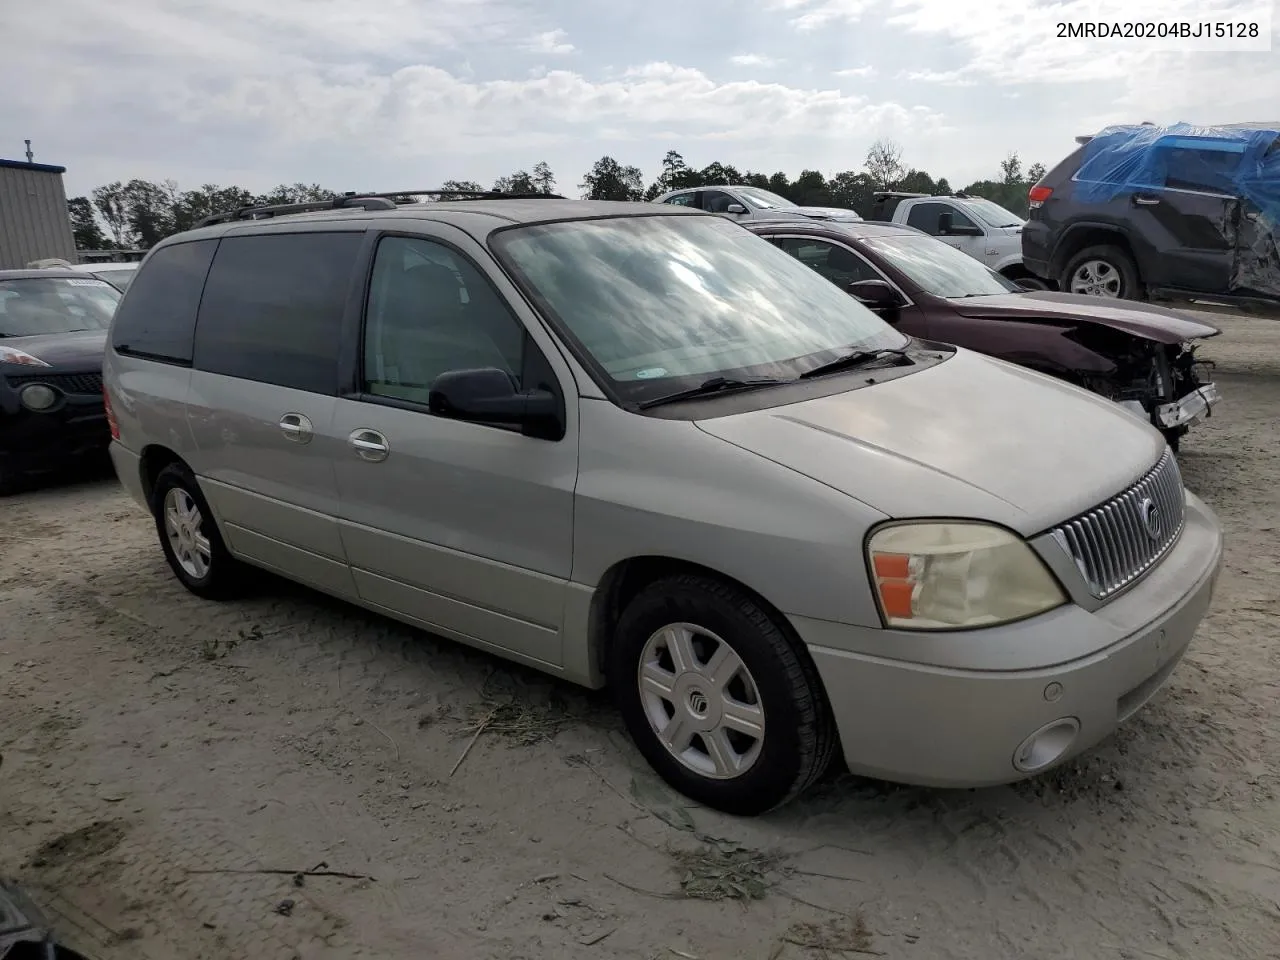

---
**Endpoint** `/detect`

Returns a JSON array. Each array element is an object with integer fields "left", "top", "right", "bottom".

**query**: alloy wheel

[{"left": 636, "top": 622, "right": 766, "bottom": 779}]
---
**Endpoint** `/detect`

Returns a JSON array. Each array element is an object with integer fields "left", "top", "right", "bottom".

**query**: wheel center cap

[{"left": 687, "top": 689, "right": 709, "bottom": 718}]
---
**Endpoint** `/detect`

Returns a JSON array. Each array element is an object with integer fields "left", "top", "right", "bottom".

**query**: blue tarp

[
  {"left": 1075, "top": 122, "right": 1280, "bottom": 298},
  {"left": 1075, "top": 122, "right": 1280, "bottom": 221}
]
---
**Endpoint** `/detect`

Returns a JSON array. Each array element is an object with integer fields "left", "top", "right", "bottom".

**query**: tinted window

[
  {"left": 663, "top": 193, "right": 695, "bottom": 206},
  {"left": 492, "top": 215, "right": 904, "bottom": 404},
  {"left": 193, "top": 232, "right": 362, "bottom": 394},
  {"left": 774, "top": 238, "right": 880, "bottom": 287},
  {"left": 111, "top": 240, "right": 217, "bottom": 363},
  {"left": 905, "top": 202, "right": 979, "bottom": 236},
  {"left": 363, "top": 236, "right": 528, "bottom": 406},
  {"left": 1158, "top": 146, "right": 1241, "bottom": 194}
]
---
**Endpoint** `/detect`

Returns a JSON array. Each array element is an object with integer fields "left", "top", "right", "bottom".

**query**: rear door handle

[
  {"left": 1133, "top": 195, "right": 1161, "bottom": 206},
  {"left": 279, "top": 412, "right": 313, "bottom": 443},
  {"left": 349, "top": 428, "right": 390, "bottom": 462}
]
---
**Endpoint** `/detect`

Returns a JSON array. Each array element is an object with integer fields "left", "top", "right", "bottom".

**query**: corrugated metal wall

[{"left": 0, "top": 167, "right": 77, "bottom": 269}]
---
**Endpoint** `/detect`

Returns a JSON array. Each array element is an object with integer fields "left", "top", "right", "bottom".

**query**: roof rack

[{"left": 194, "top": 189, "right": 565, "bottom": 229}]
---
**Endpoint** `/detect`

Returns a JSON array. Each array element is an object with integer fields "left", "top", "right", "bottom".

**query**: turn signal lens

[
  {"left": 104, "top": 383, "right": 120, "bottom": 440},
  {"left": 868, "top": 522, "right": 1067, "bottom": 630}
]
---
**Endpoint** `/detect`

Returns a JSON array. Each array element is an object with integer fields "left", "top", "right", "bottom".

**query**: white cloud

[
  {"left": 522, "top": 29, "right": 575, "bottom": 55},
  {"left": 833, "top": 66, "right": 876, "bottom": 77},
  {"left": 731, "top": 54, "right": 781, "bottom": 67},
  {"left": 769, "top": 0, "right": 875, "bottom": 31}
]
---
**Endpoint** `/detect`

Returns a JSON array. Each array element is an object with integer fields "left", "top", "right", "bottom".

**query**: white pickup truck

[{"left": 867, "top": 192, "right": 1048, "bottom": 290}]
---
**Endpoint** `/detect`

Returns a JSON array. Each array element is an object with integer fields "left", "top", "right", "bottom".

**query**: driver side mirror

[
  {"left": 847, "top": 279, "right": 903, "bottom": 311},
  {"left": 725, "top": 203, "right": 748, "bottom": 215},
  {"left": 428, "top": 367, "right": 564, "bottom": 441}
]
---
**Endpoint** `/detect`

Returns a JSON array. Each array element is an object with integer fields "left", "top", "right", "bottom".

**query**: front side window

[
  {"left": 193, "top": 232, "right": 363, "bottom": 394},
  {"left": 773, "top": 237, "right": 881, "bottom": 287},
  {"left": 905, "top": 202, "right": 980, "bottom": 236},
  {"left": 701, "top": 190, "right": 739, "bottom": 213},
  {"left": 362, "top": 235, "right": 527, "bottom": 405},
  {"left": 0, "top": 277, "right": 120, "bottom": 338},
  {"left": 491, "top": 214, "right": 905, "bottom": 403},
  {"left": 863, "top": 234, "right": 1020, "bottom": 299}
]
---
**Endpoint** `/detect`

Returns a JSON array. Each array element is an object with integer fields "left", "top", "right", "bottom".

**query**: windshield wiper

[
  {"left": 798, "top": 347, "right": 912, "bottom": 380},
  {"left": 637, "top": 376, "right": 790, "bottom": 409}
]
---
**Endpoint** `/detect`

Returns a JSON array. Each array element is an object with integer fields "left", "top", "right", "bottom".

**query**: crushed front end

[{"left": 1070, "top": 328, "right": 1220, "bottom": 449}]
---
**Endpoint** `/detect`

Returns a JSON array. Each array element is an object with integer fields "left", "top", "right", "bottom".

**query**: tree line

[{"left": 67, "top": 141, "right": 1047, "bottom": 251}]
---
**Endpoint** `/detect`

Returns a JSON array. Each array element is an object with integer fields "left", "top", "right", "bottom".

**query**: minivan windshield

[
  {"left": 493, "top": 215, "right": 907, "bottom": 402},
  {"left": 735, "top": 187, "right": 797, "bottom": 210},
  {"left": 863, "top": 234, "right": 1022, "bottom": 299},
  {"left": 0, "top": 277, "right": 120, "bottom": 337}
]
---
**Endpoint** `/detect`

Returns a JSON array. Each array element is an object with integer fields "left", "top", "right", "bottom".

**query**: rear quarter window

[
  {"left": 110, "top": 239, "right": 218, "bottom": 363},
  {"left": 192, "top": 231, "right": 363, "bottom": 395}
]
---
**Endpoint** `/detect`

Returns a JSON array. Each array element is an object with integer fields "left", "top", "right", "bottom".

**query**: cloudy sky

[{"left": 3, "top": 0, "right": 1276, "bottom": 199}]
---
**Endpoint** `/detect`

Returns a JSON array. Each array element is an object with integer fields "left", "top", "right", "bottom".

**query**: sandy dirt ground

[{"left": 2, "top": 313, "right": 1278, "bottom": 960}]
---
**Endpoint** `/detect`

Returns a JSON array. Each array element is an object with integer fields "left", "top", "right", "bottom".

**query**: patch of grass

[
  {"left": 461, "top": 697, "right": 576, "bottom": 747},
  {"left": 779, "top": 915, "right": 876, "bottom": 956},
  {"left": 669, "top": 842, "right": 788, "bottom": 902}
]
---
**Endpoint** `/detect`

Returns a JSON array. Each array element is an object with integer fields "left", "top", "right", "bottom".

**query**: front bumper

[
  {"left": 795, "top": 492, "right": 1223, "bottom": 788},
  {"left": 0, "top": 395, "right": 109, "bottom": 474},
  {"left": 1156, "top": 382, "right": 1221, "bottom": 430}
]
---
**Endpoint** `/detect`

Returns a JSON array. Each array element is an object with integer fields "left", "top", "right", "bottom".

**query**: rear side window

[
  {"left": 111, "top": 239, "right": 218, "bottom": 364},
  {"left": 193, "top": 232, "right": 363, "bottom": 394}
]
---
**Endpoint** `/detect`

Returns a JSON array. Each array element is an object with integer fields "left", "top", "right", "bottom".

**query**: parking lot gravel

[{"left": 2, "top": 312, "right": 1278, "bottom": 960}]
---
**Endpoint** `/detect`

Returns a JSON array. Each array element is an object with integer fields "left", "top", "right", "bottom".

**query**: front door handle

[
  {"left": 1133, "top": 195, "right": 1161, "bottom": 206},
  {"left": 279, "top": 412, "right": 314, "bottom": 443},
  {"left": 349, "top": 428, "right": 390, "bottom": 462}
]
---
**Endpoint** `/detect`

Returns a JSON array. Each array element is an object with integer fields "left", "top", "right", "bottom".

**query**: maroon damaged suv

[{"left": 746, "top": 218, "right": 1220, "bottom": 451}]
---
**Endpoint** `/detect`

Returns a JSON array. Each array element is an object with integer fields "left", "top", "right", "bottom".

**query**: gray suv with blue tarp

[{"left": 1022, "top": 122, "right": 1280, "bottom": 307}]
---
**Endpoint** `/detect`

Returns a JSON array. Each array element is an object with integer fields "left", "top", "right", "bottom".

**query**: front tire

[
  {"left": 151, "top": 462, "right": 245, "bottom": 600},
  {"left": 609, "top": 574, "right": 836, "bottom": 816},
  {"left": 1061, "top": 245, "right": 1142, "bottom": 300}
]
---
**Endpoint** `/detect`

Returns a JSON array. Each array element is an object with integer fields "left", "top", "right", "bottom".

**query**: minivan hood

[
  {"left": 0, "top": 330, "right": 107, "bottom": 368},
  {"left": 951, "top": 291, "right": 1220, "bottom": 344},
  {"left": 695, "top": 348, "right": 1165, "bottom": 535}
]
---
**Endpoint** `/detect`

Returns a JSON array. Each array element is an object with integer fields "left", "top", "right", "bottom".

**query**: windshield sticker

[
  {"left": 66, "top": 278, "right": 112, "bottom": 287},
  {"left": 634, "top": 367, "right": 668, "bottom": 380}
]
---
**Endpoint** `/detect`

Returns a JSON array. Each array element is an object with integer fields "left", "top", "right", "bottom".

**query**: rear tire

[
  {"left": 609, "top": 574, "right": 836, "bottom": 816},
  {"left": 151, "top": 462, "right": 246, "bottom": 600},
  {"left": 1061, "top": 245, "right": 1142, "bottom": 300}
]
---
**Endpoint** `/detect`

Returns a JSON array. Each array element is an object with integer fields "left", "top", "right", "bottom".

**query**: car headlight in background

[
  {"left": 0, "top": 346, "right": 52, "bottom": 367},
  {"left": 867, "top": 521, "right": 1067, "bottom": 630},
  {"left": 19, "top": 383, "right": 59, "bottom": 411}
]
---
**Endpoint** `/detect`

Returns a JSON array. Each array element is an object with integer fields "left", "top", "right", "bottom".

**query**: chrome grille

[{"left": 1049, "top": 449, "right": 1186, "bottom": 599}]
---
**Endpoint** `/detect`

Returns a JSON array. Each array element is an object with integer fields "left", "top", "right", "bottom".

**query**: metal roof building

[{"left": 0, "top": 158, "right": 77, "bottom": 269}]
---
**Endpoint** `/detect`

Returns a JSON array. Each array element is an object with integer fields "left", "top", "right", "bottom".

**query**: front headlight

[
  {"left": 0, "top": 346, "right": 51, "bottom": 367},
  {"left": 867, "top": 521, "right": 1067, "bottom": 630}
]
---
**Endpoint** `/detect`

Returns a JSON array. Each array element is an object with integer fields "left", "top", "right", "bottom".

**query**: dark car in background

[
  {"left": 1021, "top": 122, "right": 1280, "bottom": 306},
  {"left": 0, "top": 269, "right": 119, "bottom": 493},
  {"left": 746, "top": 219, "right": 1221, "bottom": 450}
]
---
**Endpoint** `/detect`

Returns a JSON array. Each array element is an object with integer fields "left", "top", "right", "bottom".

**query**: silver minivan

[{"left": 103, "top": 195, "right": 1223, "bottom": 815}]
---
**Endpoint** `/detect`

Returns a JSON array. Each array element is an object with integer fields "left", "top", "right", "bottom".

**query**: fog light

[
  {"left": 1012, "top": 717, "right": 1079, "bottom": 773},
  {"left": 19, "top": 383, "right": 58, "bottom": 411}
]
